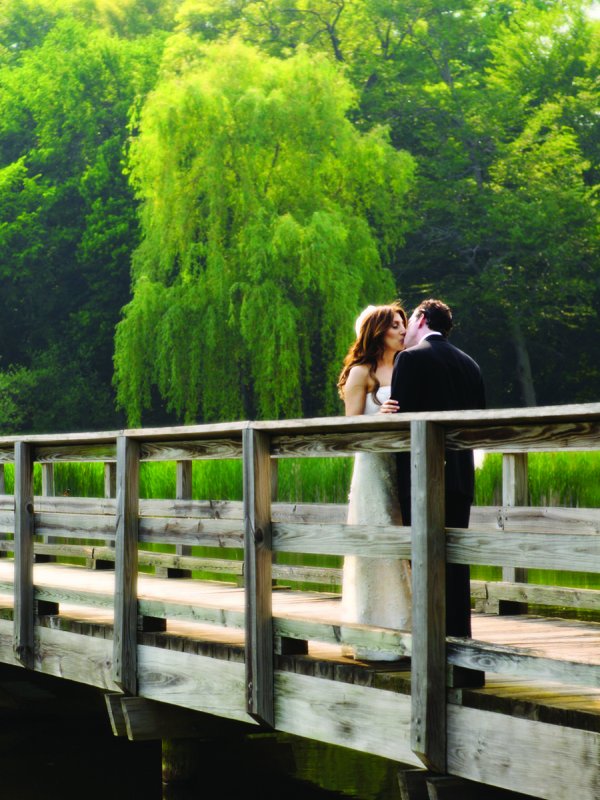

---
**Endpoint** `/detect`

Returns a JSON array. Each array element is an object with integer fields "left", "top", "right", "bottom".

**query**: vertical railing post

[
  {"left": 104, "top": 462, "right": 116, "bottom": 499},
  {"left": 113, "top": 436, "right": 139, "bottom": 695},
  {"left": 173, "top": 461, "right": 193, "bottom": 578},
  {"left": 36, "top": 463, "right": 57, "bottom": 563},
  {"left": 14, "top": 442, "right": 34, "bottom": 668},
  {"left": 0, "top": 464, "right": 6, "bottom": 560},
  {"left": 243, "top": 427, "right": 274, "bottom": 726},
  {"left": 500, "top": 452, "right": 529, "bottom": 614},
  {"left": 90, "top": 461, "right": 117, "bottom": 571},
  {"left": 410, "top": 421, "right": 446, "bottom": 772}
]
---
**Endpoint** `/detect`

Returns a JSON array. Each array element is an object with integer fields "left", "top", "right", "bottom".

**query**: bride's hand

[{"left": 379, "top": 398, "right": 399, "bottom": 414}]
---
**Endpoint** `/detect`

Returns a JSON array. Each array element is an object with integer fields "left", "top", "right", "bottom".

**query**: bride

[{"left": 336, "top": 303, "right": 412, "bottom": 660}]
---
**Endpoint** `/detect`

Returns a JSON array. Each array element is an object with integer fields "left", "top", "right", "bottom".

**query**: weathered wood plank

[
  {"left": 471, "top": 580, "right": 600, "bottom": 611},
  {"left": 140, "top": 439, "right": 243, "bottom": 461},
  {"left": 272, "top": 429, "right": 411, "bottom": 458},
  {"left": 137, "top": 644, "right": 255, "bottom": 725},
  {"left": 501, "top": 453, "right": 528, "bottom": 585},
  {"left": 495, "top": 505, "right": 600, "bottom": 534},
  {"left": 410, "top": 421, "right": 447, "bottom": 772},
  {"left": 13, "top": 442, "right": 34, "bottom": 668},
  {"left": 274, "top": 671, "right": 421, "bottom": 765},
  {"left": 0, "top": 619, "right": 120, "bottom": 689},
  {"left": 105, "top": 692, "right": 127, "bottom": 736},
  {"left": 34, "top": 511, "right": 116, "bottom": 541},
  {"left": 113, "top": 436, "right": 139, "bottom": 694},
  {"left": 139, "top": 517, "right": 244, "bottom": 548},
  {"left": 34, "top": 444, "right": 117, "bottom": 463},
  {"left": 272, "top": 522, "right": 412, "bottom": 557},
  {"left": 446, "top": 529, "right": 600, "bottom": 572},
  {"left": 447, "top": 705, "right": 600, "bottom": 799},
  {"left": 118, "top": 696, "right": 253, "bottom": 740},
  {"left": 447, "top": 638, "right": 600, "bottom": 687},
  {"left": 172, "top": 460, "right": 192, "bottom": 577},
  {"left": 243, "top": 428, "right": 274, "bottom": 726}
]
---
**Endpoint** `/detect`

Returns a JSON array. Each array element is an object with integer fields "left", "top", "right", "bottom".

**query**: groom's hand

[{"left": 378, "top": 399, "right": 399, "bottom": 414}]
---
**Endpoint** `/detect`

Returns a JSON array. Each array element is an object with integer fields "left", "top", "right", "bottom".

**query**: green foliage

[
  {"left": 0, "top": 0, "right": 599, "bottom": 432},
  {"left": 0, "top": 4, "right": 170, "bottom": 433},
  {"left": 115, "top": 37, "right": 415, "bottom": 425}
]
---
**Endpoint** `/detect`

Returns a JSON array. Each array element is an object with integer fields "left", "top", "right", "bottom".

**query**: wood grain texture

[
  {"left": 272, "top": 522, "right": 412, "bottom": 557},
  {"left": 243, "top": 428, "right": 274, "bottom": 726},
  {"left": 274, "top": 671, "right": 421, "bottom": 765},
  {"left": 446, "top": 528, "right": 600, "bottom": 571},
  {"left": 113, "top": 436, "right": 139, "bottom": 694},
  {"left": 410, "top": 421, "right": 447, "bottom": 771},
  {"left": 447, "top": 705, "right": 600, "bottom": 799},
  {"left": 501, "top": 454, "right": 528, "bottom": 590},
  {"left": 13, "top": 442, "right": 34, "bottom": 667},
  {"left": 137, "top": 644, "right": 255, "bottom": 724}
]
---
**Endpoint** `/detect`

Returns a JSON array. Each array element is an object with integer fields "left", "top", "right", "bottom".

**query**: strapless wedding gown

[{"left": 341, "top": 386, "right": 412, "bottom": 660}]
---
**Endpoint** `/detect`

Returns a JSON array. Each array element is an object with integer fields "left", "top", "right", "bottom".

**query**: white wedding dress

[{"left": 341, "top": 386, "right": 412, "bottom": 660}]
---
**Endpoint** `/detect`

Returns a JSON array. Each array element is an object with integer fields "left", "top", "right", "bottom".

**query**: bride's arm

[{"left": 343, "top": 365, "right": 369, "bottom": 415}]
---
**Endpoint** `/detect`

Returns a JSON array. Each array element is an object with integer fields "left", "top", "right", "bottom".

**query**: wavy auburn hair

[{"left": 337, "top": 302, "right": 407, "bottom": 402}]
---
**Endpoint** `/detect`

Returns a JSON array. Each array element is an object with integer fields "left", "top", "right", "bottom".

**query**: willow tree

[{"left": 114, "top": 38, "right": 415, "bottom": 425}]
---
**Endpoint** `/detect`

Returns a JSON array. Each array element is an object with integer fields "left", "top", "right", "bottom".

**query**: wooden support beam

[
  {"left": 13, "top": 442, "right": 34, "bottom": 668},
  {"left": 116, "top": 696, "right": 254, "bottom": 741},
  {"left": 425, "top": 775, "right": 484, "bottom": 800},
  {"left": 105, "top": 692, "right": 128, "bottom": 736},
  {"left": 112, "top": 436, "right": 139, "bottom": 695},
  {"left": 410, "top": 421, "right": 446, "bottom": 772},
  {"left": 243, "top": 427, "right": 274, "bottom": 727},
  {"left": 500, "top": 453, "right": 528, "bottom": 614},
  {"left": 398, "top": 767, "right": 438, "bottom": 800}
]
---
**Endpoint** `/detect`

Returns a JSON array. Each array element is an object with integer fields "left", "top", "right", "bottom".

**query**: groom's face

[{"left": 403, "top": 310, "right": 423, "bottom": 349}]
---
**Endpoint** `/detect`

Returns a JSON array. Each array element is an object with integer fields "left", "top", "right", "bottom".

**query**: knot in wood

[{"left": 254, "top": 527, "right": 264, "bottom": 544}]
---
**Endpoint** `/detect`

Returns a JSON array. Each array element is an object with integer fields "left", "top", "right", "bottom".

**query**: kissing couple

[{"left": 337, "top": 298, "right": 486, "bottom": 660}]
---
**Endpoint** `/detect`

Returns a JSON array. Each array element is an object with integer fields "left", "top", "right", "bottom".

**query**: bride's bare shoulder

[{"left": 346, "top": 364, "right": 374, "bottom": 390}]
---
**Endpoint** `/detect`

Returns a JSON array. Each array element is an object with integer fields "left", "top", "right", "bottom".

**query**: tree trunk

[{"left": 508, "top": 314, "right": 537, "bottom": 406}]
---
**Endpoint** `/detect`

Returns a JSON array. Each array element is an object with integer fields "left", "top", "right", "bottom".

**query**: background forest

[{"left": 0, "top": 0, "right": 598, "bottom": 433}]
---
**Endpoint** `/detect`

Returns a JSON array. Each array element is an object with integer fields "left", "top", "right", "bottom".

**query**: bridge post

[
  {"left": 243, "top": 426, "right": 274, "bottom": 727},
  {"left": 499, "top": 452, "right": 529, "bottom": 614},
  {"left": 86, "top": 461, "right": 117, "bottom": 569},
  {"left": 13, "top": 441, "right": 35, "bottom": 668},
  {"left": 410, "top": 420, "right": 446, "bottom": 772},
  {"left": 113, "top": 435, "right": 139, "bottom": 695},
  {"left": 34, "top": 463, "right": 57, "bottom": 564},
  {"left": 156, "top": 460, "right": 193, "bottom": 579}
]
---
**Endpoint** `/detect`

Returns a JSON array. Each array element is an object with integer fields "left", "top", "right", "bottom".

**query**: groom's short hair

[{"left": 416, "top": 298, "right": 453, "bottom": 337}]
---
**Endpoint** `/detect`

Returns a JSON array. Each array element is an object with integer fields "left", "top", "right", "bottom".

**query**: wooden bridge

[{"left": 1, "top": 404, "right": 600, "bottom": 799}]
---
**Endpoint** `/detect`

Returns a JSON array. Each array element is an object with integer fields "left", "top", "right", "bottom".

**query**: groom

[{"left": 390, "top": 298, "right": 486, "bottom": 637}]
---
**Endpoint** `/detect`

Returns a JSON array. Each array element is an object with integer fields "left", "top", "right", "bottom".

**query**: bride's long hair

[{"left": 337, "top": 302, "right": 407, "bottom": 402}]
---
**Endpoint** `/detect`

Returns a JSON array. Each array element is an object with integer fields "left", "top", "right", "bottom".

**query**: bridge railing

[{"left": 0, "top": 403, "right": 599, "bottom": 770}]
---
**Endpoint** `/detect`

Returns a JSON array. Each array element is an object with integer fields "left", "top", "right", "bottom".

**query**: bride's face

[{"left": 383, "top": 312, "right": 406, "bottom": 353}]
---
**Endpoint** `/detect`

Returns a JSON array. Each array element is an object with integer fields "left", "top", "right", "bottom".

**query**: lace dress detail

[{"left": 341, "top": 386, "right": 412, "bottom": 660}]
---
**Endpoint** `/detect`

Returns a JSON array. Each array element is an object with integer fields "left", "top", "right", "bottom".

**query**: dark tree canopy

[{"left": 0, "top": 0, "right": 598, "bottom": 432}]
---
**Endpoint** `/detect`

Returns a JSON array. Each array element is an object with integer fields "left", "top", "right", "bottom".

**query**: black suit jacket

[{"left": 391, "top": 334, "right": 486, "bottom": 508}]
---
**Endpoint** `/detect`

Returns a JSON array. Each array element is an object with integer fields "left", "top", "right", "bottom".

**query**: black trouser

[{"left": 400, "top": 492, "right": 472, "bottom": 638}]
